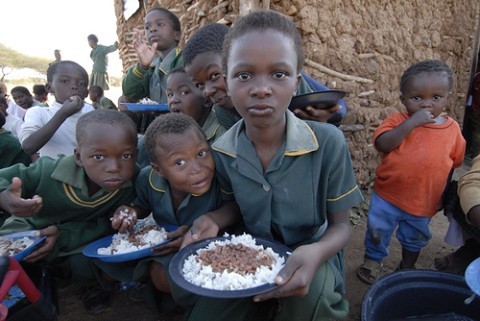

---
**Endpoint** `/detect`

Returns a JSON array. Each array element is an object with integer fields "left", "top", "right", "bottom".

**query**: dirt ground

[{"left": 55, "top": 164, "right": 470, "bottom": 321}]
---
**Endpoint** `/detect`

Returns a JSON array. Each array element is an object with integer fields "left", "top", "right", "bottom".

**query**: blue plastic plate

[
  {"left": 465, "top": 257, "right": 480, "bottom": 296},
  {"left": 1, "top": 231, "right": 46, "bottom": 261},
  {"left": 82, "top": 224, "right": 178, "bottom": 263},
  {"left": 123, "top": 103, "right": 169, "bottom": 112},
  {"left": 169, "top": 236, "right": 291, "bottom": 298}
]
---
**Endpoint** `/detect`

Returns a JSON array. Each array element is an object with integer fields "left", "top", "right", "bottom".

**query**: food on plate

[
  {"left": 97, "top": 225, "right": 168, "bottom": 255},
  {"left": 0, "top": 236, "right": 34, "bottom": 256},
  {"left": 182, "top": 234, "right": 285, "bottom": 290},
  {"left": 139, "top": 97, "right": 159, "bottom": 104}
]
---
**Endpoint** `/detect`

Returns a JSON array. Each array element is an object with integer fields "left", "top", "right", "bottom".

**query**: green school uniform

[
  {"left": 190, "top": 110, "right": 364, "bottom": 321},
  {"left": 0, "top": 129, "right": 31, "bottom": 169},
  {"left": 202, "top": 110, "right": 226, "bottom": 144},
  {"left": 94, "top": 166, "right": 221, "bottom": 312},
  {"left": 0, "top": 155, "right": 138, "bottom": 285},
  {"left": 0, "top": 155, "right": 138, "bottom": 255}
]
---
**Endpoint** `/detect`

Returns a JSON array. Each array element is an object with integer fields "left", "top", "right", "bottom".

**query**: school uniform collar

[
  {"left": 146, "top": 167, "right": 200, "bottom": 197},
  {"left": 154, "top": 47, "right": 181, "bottom": 75},
  {"left": 51, "top": 155, "right": 132, "bottom": 194},
  {"left": 202, "top": 110, "right": 223, "bottom": 141},
  {"left": 212, "top": 110, "right": 319, "bottom": 157}
]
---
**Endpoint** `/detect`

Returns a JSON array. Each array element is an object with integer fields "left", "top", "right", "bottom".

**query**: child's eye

[
  {"left": 194, "top": 82, "right": 204, "bottom": 90},
  {"left": 175, "top": 160, "right": 186, "bottom": 166},
  {"left": 166, "top": 92, "right": 173, "bottom": 98},
  {"left": 92, "top": 155, "right": 104, "bottom": 160},
  {"left": 236, "top": 73, "right": 251, "bottom": 81},
  {"left": 411, "top": 96, "right": 421, "bottom": 102},
  {"left": 433, "top": 95, "right": 442, "bottom": 101},
  {"left": 198, "top": 150, "right": 208, "bottom": 158},
  {"left": 181, "top": 90, "right": 190, "bottom": 95},
  {"left": 122, "top": 153, "right": 133, "bottom": 160},
  {"left": 272, "top": 71, "right": 287, "bottom": 79},
  {"left": 210, "top": 73, "right": 220, "bottom": 81},
  {"left": 144, "top": 24, "right": 151, "bottom": 31}
]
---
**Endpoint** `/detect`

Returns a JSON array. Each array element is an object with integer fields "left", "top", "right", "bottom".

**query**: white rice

[
  {"left": 0, "top": 237, "right": 34, "bottom": 256},
  {"left": 97, "top": 226, "right": 167, "bottom": 255},
  {"left": 182, "top": 233, "right": 285, "bottom": 290}
]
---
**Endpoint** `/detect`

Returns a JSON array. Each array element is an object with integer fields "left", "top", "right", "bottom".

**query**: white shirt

[
  {"left": 4, "top": 114, "right": 23, "bottom": 138},
  {"left": 19, "top": 101, "right": 94, "bottom": 159},
  {"left": 6, "top": 101, "right": 26, "bottom": 119}
]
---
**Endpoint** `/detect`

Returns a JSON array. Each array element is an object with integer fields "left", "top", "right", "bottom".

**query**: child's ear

[
  {"left": 151, "top": 162, "right": 164, "bottom": 177},
  {"left": 45, "top": 83, "right": 54, "bottom": 94},
  {"left": 399, "top": 95, "right": 405, "bottom": 105},
  {"left": 295, "top": 73, "right": 302, "bottom": 95},
  {"left": 74, "top": 148, "right": 83, "bottom": 166}
]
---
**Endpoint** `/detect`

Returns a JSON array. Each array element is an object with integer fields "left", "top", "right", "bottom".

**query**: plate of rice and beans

[
  {"left": 169, "top": 233, "right": 291, "bottom": 298},
  {"left": 0, "top": 231, "right": 46, "bottom": 261}
]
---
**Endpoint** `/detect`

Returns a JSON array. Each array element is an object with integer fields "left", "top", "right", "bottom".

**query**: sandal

[{"left": 356, "top": 259, "right": 382, "bottom": 285}]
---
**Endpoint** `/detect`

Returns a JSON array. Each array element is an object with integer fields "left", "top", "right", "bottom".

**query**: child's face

[
  {"left": 400, "top": 72, "right": 450, "bottom": 119},
  {"left": 225, "top": 30, "right": 300, "bottom": 128},
  {"left": 185, "top": 52, "right": 234, "bottom": 109},
  {"left": 144, "top": 10, "right": 180, "bottom": 52},
  {"left": 152, "top": 127, "right": 214, "bottom": 196},
  {"left": 75, "top": 124, "right": 137, "bottom": 193},
  {"left": 166, "top": 72, "right": 208, "bottom": 123},
  {"left": 47, "top": 64, "right": 88, "bottom": 104},
  {"left": 88, "top": 90, "right": 99, "bottom": 102},
  {"left": 12, "top": 91, "right": 33, "bottom": 109}
]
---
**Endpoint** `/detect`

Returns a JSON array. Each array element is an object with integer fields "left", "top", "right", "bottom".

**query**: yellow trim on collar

[
  {"left": 63, "top": 183, "right": 119, "bottom": 208},
  {"left": 149, "top": 169, "right": 166, "bottom": 193},
  {"left": 284, "top": 124, "right": 318, "bottom": 156}
]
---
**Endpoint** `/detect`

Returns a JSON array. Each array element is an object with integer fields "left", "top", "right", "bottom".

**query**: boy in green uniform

[
  {"left": 87, "top": 34, "right": 118, "bottom": 91},
  {"left": 182, "top": 10, "right": 364, "bottom": 321},
  {"left": 122, "top": 7, "right": 183, "bottom": 133},
  {"left": 0, "top": 109, "right": 139, "bottom": 314},
  {"left": 95, "top": 113, "right": 236, "bottom": 316}
]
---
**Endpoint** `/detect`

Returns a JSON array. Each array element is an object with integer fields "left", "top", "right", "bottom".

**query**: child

[
  {"left": 0, "top": 109, "right": 139, "bottom": 314},
  {"left": 88, "top": 85, "right": 117, "bottom": 110},
  {"left": 166, "top": 67, "right": 225, "bottom": 143},
  {"left": 19, "top": 60, "right": 95, "bottom": 159},
  {"left": 182, "top": 10, "right": 364, "bottom": 321},
  {"left": 87, "top": 34, "right": 118, "bottom": 91},
  {"left": 10, "top": 86, "right": 42, "bottom": 110},
  {"left": 122, "top": 7, "right": 183, "bottom": 133},
  {"left": 356, "top": 60, "right": 466, "bottom": 285},
  {"left": 0, "top": 109, "right": 31, "bottom": 170},
  {"left": 95, "top": 113, "right": 235, "bottom": 315},
  {"left": 0, "top": 82, "right": 26, "bottom": 120},
  {"left": 182, "top": 23, "right": 346, "bottom": 130},
  {"left": 0, "top": 96, "right": 23, "bottom": 139},
  {"left": 32, "top": 84, "right": 49, "bottom": 106}
]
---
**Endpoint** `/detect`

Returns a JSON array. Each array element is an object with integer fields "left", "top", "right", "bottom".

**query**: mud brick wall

[{"left": 114, "top": 0, "right": 480, "bottom": 188}]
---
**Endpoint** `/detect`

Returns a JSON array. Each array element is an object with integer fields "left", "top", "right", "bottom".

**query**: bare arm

[
  {"left": 254, "top": 209, "right": 352, "bottom": 301},
  {"left": 22, "top": 96, "right": 84, "bottom": 155},
  {"left": 467, "top": 206, "right": 480, "bottom": 229},
  {"left": 376, "top": 109, "right": 435, "bottom": 153}
]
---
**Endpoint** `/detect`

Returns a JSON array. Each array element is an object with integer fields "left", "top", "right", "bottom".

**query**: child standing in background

[
  {"left": 19, "top": 60, "right": 94, "bottom": 159},
  {"left": 87, "top": 34, "right": 118, "bottom": 91},
  {"left": 356, "top": 60, "right": 466, "bottom": 285},
  {"left": 89, "top": 85, "right": 117, "bottom": 110},
  {"left": 183, "top": 10, "right": 363, "bottom": 321},
  {"left": 122, "top": 7, "right": 183, "bottom": 133}
]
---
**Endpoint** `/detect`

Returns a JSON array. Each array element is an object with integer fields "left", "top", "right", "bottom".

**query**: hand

[
  {"left": 293, "top": 104, "right": 341, "bottom": 122},
  {"left": 132, "top": 28, "right": 157, "bottom": 70},
  {"left": 60, "top": 95, "right": 84, "bottom": 117},
  {"left": 180, "top": 214, "right": 220, "bottom": 249},
  {"left": 23, "top": 226, "right": 59, "bottom": 263},
  {"left": 150, "top": 225, "right": 190, "bottom": 256},
  {"left": 408, "top": 109, "right": 437, "bottom": 127},
  {"left": 111, "top": 206, "right": 137, "bottom": 233},
  {"left": 0, "top": 177, "right": 42, "bottom": 216},
  {"left": 253, "top": 244, "right": 318, "bottom": 302}
]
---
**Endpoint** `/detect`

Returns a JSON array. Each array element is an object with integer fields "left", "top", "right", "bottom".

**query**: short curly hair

[
  {"left": 400, "top": 60, "right": 454, "bottom": 94},
  {"left": 144, "top": 113, "right": 205, "bottom": 164},
  {"left": 182, "top": 23, "right": 230, "bottom": 67},
  {"left": 223, "top": 10, "right": 304, "bottom": 74}
]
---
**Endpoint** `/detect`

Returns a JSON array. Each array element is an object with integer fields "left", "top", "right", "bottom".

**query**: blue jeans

[{"left": 364, "top": 191, "right": 432, "bottom": 262}]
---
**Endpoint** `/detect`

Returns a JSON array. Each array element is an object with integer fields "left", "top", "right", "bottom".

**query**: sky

[{"left": 1, "top": 0, "right": 128, "bottom": 78}]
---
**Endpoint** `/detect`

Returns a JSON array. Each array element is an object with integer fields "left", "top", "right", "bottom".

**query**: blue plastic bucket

[{"left": 361, "top": 270, "right": 480, "bottom": 321}]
